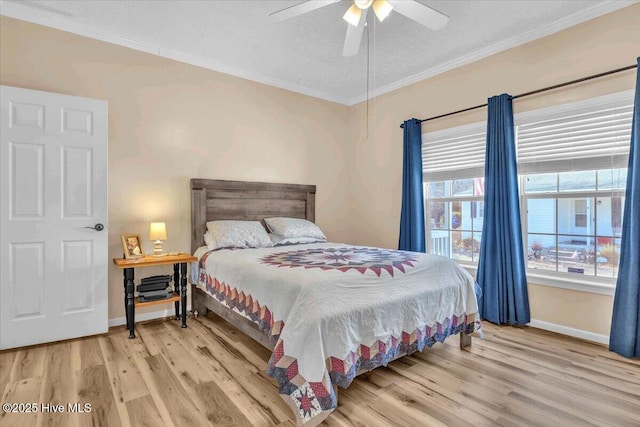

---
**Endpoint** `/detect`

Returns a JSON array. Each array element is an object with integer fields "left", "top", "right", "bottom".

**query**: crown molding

[
  {"left": 0, "top": 0, "right": 351, "bottom": 105},
  {"left": 347, "top": 0, "right": 638, "bottom": 106},
  {"left": 1, "top": 0, "right": 635, "bottom": 107}
]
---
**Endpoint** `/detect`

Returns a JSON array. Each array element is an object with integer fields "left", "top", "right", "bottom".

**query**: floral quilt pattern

[{"left": 260, "top": 246, "right": 418, "bottom": 277}]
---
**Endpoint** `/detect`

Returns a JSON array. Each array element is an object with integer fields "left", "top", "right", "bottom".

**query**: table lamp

[{"left": 149, "top": 222, "right": 167, "bottom": 256}]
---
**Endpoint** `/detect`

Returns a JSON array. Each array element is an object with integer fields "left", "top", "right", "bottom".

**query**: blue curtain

[
  {"left": 610, "top": 58, "right": 640, "bottom": 358},
  {"left": 476, "top": 94, "right": 530, "bottom": 324},
  {"left": 399, "top": 118, "right": 426, "bottom": 252}
]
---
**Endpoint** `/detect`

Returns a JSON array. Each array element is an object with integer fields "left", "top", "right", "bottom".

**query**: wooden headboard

[{"left": 190, "top": 179, "right": 316, "bottom": 253}]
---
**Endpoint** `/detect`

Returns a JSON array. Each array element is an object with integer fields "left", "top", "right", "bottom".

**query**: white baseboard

[
  {"left": 108, "top": 306, "right": 191, "bottom": 328},
  {"left": 528, "top": 318, "right": 609, "bottom": 345}
]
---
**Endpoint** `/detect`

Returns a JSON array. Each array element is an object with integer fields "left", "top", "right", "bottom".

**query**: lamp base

[{"left": 152, "top": 240, "right": 164, "bottom": 257}]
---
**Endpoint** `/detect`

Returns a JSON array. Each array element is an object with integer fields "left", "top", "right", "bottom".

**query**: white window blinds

[
  {"left": 421, "top": 90, "right": 633, "bottom": 181},
  {"left": 516, "top": 100, "right": 633, "bottom": 174},
  {"left": 422, "top": 122, "right": 486, "bottom": 181}
]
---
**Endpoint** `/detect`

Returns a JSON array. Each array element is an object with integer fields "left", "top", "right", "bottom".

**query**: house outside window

[
  {"left": 423, "top": 122, "right": 486, "bottom": 264},
  {"left": 422, "top": 90, "right": 633, "bottom": 292},
  {"left": 427, "top": 178, "right": 484, "bottom": 262},
  {"left": 522, "top": 169, "right": 626, "bottom": 279}
]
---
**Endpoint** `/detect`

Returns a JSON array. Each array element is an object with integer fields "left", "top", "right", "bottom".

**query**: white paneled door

[{"left": 0, "top": 86, "right": 108, "bottom": 349}]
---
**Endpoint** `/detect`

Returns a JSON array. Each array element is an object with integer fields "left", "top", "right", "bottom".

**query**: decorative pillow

[
  {"left": 269, "top": 234, "right": 326, "bottom": 246},
  {"left": 204, "top": 231, "right": 217, "bottom": 250},
  {"left": 205, "top": 220, "right": 273, "bottom": 249},
  {"left": 264, "top": 217, "right": 326, "bottom": 240}
]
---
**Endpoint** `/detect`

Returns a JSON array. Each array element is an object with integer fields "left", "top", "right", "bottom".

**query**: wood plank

[
  {"left": 195, "top": 380, "right": 254, "bottom": 426},
  {"left": 36, "top": 342, "right": 76, "bottom": 427},
  {"left": 7, "top": 345, "right": 46, "bottom": 382},
  {"left": 104, "top": 329, "right": 151, "bottom": 361},
  {"left": 125, "top": 395, "right": 166, "bottom": 427},
  {"left": 98, "top": 334, "right": 149, "bottom": 403},
  {"left": 113, "top": 254, "right": 196, "bottom": 269},
  {"left": 206, "top": 200, "right": 306, "bottom": 220},
  {"left": 381, "top": 375, "right": 496, "bottom": 426},
  {"left": 319, "top": 409, "right": 355, "bottom": 427},
  {"left": 0, "top": 376, "right": 42, "bottom": 427},
  {"left": 206, "top": 198, "right": 305, "bottom": 211},
  {"left": 189, "top": 315, "right": 265, "bottom": 373},
  {"left": 134, "top": 292, "right": 180, "bottom": 308},
  {"left": 191, "top": 178, "right": 315, "bottom": 194},
  {"left": 306, "top": 191, "right": 315, "bottom": 223},
  {"left": 234, "top": 372, "right": 293, "bottom": 424},
  {"left": 135, "top": 321, "right": 166, "bottom": 357},
  {"left": 206, "top": 189, "right": 308, "bottom": 201},
  {"left": 75, "top": 364, "right": 122, "bottom": 427},
  {"left": 72, "top": 336, "right": 105, "bottom": 371},
  {"left": 139, "top": 354, "right": 211, "bottom": 426},
  {"left": 0, "top": 347, "right": 17, "bottom": 396},
  {"left": 335, "top": 400, "right": 421, "bottom": 427},
  {"left": 129, "top": 349, "right": 176, "bottom": 427},
  {"left": 155, "top": 322, "right": 216, "bottom": 384},
  {"left": 192, "top": 187, "right": 207, "bottom": 252}
]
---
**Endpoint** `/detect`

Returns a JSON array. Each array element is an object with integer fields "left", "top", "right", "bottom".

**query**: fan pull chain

[{"left": 366, "top": 20, "right": 370, "bottom": 138}]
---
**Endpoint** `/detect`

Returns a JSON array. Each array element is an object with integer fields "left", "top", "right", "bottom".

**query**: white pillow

[
  {"left": 204, "top": 231, "right": 217, "bottom": 250},
  {"left": 264, "top": 217, "right": 326, "bottom": 240},
  {"left": 269, "top": 234, "right": 326, "bottom": 246},
  {"left": 205, "top": 220, "right": 273, "bottom": 249}
]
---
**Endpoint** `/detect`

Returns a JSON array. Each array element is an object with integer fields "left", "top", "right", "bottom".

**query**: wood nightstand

[{"left": 113, "top": 253, "right": 197, "bottom": 338}]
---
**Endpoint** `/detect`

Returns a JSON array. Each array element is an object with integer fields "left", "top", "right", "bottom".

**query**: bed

[{"left": 190, "top": 178, "right": 479, "bottom": 426}]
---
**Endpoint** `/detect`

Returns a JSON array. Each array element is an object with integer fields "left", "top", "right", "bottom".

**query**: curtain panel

[
  {"left": 610, "top": 58, "right": 640, "bottom": 358},
  {"left": 476, "top": 94, "right": 530, "bottom": 325},
  {"left": 399, "top": 118, "right": 426, "bottom": 252}
]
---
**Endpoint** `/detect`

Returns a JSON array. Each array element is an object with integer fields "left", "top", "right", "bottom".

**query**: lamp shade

[{"left": 149, "top": 222, "right": 167, "bottom": 241}]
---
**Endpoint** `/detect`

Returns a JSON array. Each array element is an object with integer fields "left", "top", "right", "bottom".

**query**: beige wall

[
  {"left": 1, "top": 5, "right": 638, "bottom": 335},
  {"left": 348, "top": 4, "right": 640, "bottom": 336},
  {"left": 0, "top": 16, "right": 352, "bottom": 321}
]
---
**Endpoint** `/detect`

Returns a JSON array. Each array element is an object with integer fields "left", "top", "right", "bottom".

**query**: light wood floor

[{"left": 1, "top": 314, "right": 639, "bottom": 427}]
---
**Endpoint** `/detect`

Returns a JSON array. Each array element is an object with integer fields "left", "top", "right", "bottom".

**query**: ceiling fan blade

[
  {"left": 342, "top": 12, "right": 366, "bottom": 57},
  {"left": 269, "top": 0, "right": 341, "bottom": 22},
  {"left": 387, "top": 0, "right": 449, "bottom": 31}
]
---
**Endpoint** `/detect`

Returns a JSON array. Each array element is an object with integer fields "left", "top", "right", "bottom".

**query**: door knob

[{"left": 85, "top": 223, "right": 105, "bottom": 231}]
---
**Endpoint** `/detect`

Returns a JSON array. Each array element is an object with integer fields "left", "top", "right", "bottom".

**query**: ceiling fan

[{"left": 269, "top": 0, "right": 450, "bottom": 57}]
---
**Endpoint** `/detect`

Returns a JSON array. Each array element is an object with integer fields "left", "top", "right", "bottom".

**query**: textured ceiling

[{"left": 2, "top": 0, "right": 635, "bottom": 105}]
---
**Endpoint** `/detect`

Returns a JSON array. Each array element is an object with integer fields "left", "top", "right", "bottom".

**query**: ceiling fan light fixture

[
  {"left": 343, "top": 3, "right": 362, "bottom": 26},
  {"left": 372, "top": 0, "right": 393, "bottom": 22},
  {"left": 354, "top": 0, "right": 374, "bottom": 10}
]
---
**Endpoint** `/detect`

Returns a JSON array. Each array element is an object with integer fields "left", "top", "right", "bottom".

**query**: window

[
  {"left": 423, "top": 90, "right": 633, "bottom": 290},
  {"left": 423, "top": 122, "right": 486, "bottom": 264},
  {"left": 522, "top": 169, "right": 626, "bottom": 279},
  {"left": 575, "top": 199, "right": 587, "bottom": 227},
  {"left": 426, "top": 178, "right": 484, "bottom": 262}
]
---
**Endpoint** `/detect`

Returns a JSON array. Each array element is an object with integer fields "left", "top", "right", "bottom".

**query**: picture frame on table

[{"left": 121, "top": 234, "right": 144, "bottom": 259}]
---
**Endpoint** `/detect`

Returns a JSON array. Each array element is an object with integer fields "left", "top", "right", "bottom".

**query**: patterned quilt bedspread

[{"left": 196, "top": 243, "right": 479, "bottom": 426}]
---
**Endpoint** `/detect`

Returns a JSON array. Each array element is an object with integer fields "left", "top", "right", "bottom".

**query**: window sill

[
  {"left": 457, "top": 263, "right": 616, "bottom": 296},
  {"left": 525, "top": 272, "right": 615, "bottom": 296}
]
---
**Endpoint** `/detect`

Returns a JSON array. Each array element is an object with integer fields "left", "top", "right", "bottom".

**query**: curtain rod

[{"left": 399, "top": 63, "right": 638, "bottom": 128}]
